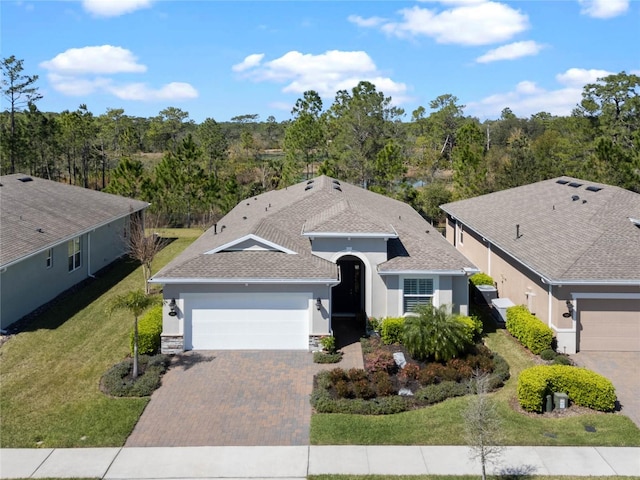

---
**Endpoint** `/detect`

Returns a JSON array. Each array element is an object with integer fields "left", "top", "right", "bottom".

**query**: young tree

[
  {"left": 125, "top": 212, "right": 166, "bottom": 294},
  {"left": 464, "top": 371, "right": 504, "bottom": 480},
  {"left": 452, "top": 122, "right": 487, "bottom": 200},
  {"left": 197, "top": 117, "right": 228, "bottom": 179},
  {"left": 1, "top": 56, "right": 42, "bottom": 173},
  {"left": 284, "top": 90, "right": 325, "bottom": 180},
  {"left": 107, "top": 289, "right": 160, "bottom": 378}
]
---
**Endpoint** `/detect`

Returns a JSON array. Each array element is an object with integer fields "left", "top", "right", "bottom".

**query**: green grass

[
  {"left": 0, "top": 230, "right": 201, "bottom": 448},
  {"left": 310, "top": 329, "right": 640, "bottom": 446}
]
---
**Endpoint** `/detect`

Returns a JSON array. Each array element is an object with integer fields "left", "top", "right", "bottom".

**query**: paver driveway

[
  {"left": 126, "top": 347, "right": 363, "bottom": 447},
  {"left": 572, "top": 351, "right": 640, "bottom": 428}
]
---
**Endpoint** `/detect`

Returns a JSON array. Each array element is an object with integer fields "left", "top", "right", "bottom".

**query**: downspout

[
  {"left": 547, "top": 283, "right": 552, "bottom": 328},
  {"left": 487, "top": 242, "right": 492, "bottom": 276},
  {"left": 87, "top": 232, "right": 96, "bottom": 279}
]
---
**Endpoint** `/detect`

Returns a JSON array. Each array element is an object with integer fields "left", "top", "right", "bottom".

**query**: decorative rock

[
  {"left": 393, "top": 352, "right": 407, "bottom": 368},
  {"left": 398, "top": 388, "right": 413, "bottom": 396}
]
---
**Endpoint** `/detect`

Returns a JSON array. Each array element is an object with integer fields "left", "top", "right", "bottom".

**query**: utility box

[
  {"left": 475, "top": 285, "right": 498, "bottom": 305},
  {"left": 554, "top": 392, "right": 569, "bottom": 410},
  {"left": 491, "top": 298, "right": 515, "bottom": 326}
]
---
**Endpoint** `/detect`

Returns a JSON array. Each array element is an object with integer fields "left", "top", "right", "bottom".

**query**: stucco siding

[
  {"left": 88, "top": 218, "right": 127, "bottom": 274},
  {"left": 452, "top": 275, "right": 470, "bottom": 316}
]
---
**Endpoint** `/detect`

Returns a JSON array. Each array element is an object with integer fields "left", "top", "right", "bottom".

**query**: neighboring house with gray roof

[
  {"left": 440, "top": 176, "right": 640, "bottom": 354},
  {"left": 150, "top": 175, "right": 477, "bottom": 352},
  {"left": 0, "top": 174, "right": 149, "bottom": 329}
]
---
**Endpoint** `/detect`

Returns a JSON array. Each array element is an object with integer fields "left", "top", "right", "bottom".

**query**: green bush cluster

[
  {"left": 319, "top": 335, "right": 337, "bottom": 353},
  {"left": 101, "top": 354, "right": 170, "bottom": 397},
  {"left": 313, "top": 351, "right": 342, "bottom": 364},
  {"left": 505, "top": 305, "right": 554, "bottom": 354},
  {"left": 470, "top": 272, "right": 495, "bottom": 286},
  {"left": 380, "top": 317, "right": 405, "bottom": 344},
  {"left": 414, "top": 380, "right": 468, "bottom": 404},
  {"left": 130, "top": 305, "right": 163, "bottom": 356},
  {"left": 458, "top": 315, "right": 483, "bottom": 343},
  {"left": 517, "top": 365, "right": 616, "bottom": 413}
]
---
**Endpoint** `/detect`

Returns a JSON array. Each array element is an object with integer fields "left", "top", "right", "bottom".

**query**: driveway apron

[
  {"left": 571, "top": 351, "right": 640, "bottom": 428},
  {"left": 126, "top": 347, "right": 363, "bottom": 447}
]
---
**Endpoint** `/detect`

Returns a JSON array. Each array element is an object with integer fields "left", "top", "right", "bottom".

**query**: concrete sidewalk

[{"left": 1, "top": 445, "right": 639, "bottom": 479}]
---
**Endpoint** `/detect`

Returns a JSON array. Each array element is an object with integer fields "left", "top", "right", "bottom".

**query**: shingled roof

[
  {"left": 151, "top": 175, "right": 476, "bottom": 282},
  {"left": 440, "top": 177, "right": 640, "bottom": 284},
  {"left": 0, "top": 174, "right": 149, "bottom": 268}
]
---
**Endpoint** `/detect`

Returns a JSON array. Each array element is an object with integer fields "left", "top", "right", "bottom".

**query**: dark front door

[{"left": 332, "top": 256, "right": 364, "bottom": 315}]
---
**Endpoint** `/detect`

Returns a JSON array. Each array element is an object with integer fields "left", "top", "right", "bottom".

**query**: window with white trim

[
  {"left": 458, "top": 223, "right": 464, "bottom": 245},
  {"left": 68, "top": 237, "right": 81, "bottom": 272},
  {"left": 403, "top": 278, "right": 434, "bottom": 313},
  {"left": 45, "top": 248, "right": 53, "bottom": 269}
]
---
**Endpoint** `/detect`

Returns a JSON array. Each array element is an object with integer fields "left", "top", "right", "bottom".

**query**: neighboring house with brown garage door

[
  {"left": 440, "top": 177, "right": 640, "bottom": 354},
  {"left": 150, "top": 175, "right": 478, "bottom": 353}
]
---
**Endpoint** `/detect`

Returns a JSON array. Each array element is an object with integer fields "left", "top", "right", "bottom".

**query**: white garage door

[
  {"left": 578, "top": 299, "right": 640, "bottom": 352},
  {"left": 186, "top": 293, "right": 310, "bottom": 350}
]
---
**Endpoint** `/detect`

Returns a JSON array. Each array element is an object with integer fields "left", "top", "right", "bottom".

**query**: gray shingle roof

[
  {"left": 0, "top": 174, "right": 149, "bottom": 267},
  {"left": 153, "top": 175, "right": 475, "bottom": 281},
  {"left": 440, "top": 177, "right": 640, "bottom": 284}
]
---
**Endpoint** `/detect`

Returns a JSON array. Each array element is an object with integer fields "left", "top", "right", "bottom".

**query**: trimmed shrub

[
  {"left": 415, "top": 381, "right": 468, "bottom": 405},
  {"left": 313, "top": 351, "right": 342, "bottom": 364},
  {"left": 488, "top": 353, "right": 510, "bottom": 390},
  {"left": 367, "top": 317, "right": 381, "bottom": 333},
  {"left": 458, "top": 315, "right": 483, "bottom": 343},
  {"left": 470, "top": 272, "right": 495, "bottom": 286},
  {"left": 101, "top": 354, "right": 169, "bottom": 397},
  {"left": 130, "top": 305, "right": 163, "bottom": 356},
  {"left": 364, "top": 350, "right": 396, "bottom": 374},
  {"left": 540, "top": 349, "right": 557, "bottom": 361},
  {"left": 506, "top": 305, "right": 554, "bottom": 354},
  {"left": 380, "top": 317, "right": 405, "bottom": 344},
  {"left": 347, "top": 368, "right": 368, "bottom": 382},
  {"left": 372, "top": 371, "right": 395, "bottom": 396},
  {"left": 517, "top": 365, "right": 616, "bottom": 413},
  {"left": 319, "top": 335, "right": 336, "bottom": 353},
  {"left": 552, "top": 355, "right": 571, "bottom": 365}
]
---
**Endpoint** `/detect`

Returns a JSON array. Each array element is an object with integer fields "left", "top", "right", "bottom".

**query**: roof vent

[
  {"left": 333, "top": 185, "right": 342, "bottom": 192},
  {"left": 568, "top": 182, "right": 582, "bottom": 188},
  {"left": 572, "top": 195, "right": 580, "bottom": 201},
  {"left": 307, "top": 180, "right": 314, "bottom": 185},
  {"left": 556, "top": 179, "right": 570, "bottom": 185},
  {"left": 18, "top": 176, "right": 33, "bottom": 182},
  {"left": 332, "top": 179, "right": 341, "bottom": 185},
  {"left": 305, "top": 185, "right": 313, "bottom": 191},
  {"left": 586, "top": 186, "right": 602, "bottom": 192}
]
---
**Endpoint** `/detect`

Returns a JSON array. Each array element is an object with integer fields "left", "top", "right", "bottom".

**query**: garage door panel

[
  {"left": 187, "top": 293, "right": 310, "bottom": 350},
  {"left": 579, "top": 299, "right": 640, "bottom": 352}
]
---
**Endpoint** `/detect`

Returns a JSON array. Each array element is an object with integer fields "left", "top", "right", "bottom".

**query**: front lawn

[
  {"left": 310, "top": 329, "right": 640, "bottom": 446},
  {"left": 0, "top": 229, "right": 200, "bottom": 448}
]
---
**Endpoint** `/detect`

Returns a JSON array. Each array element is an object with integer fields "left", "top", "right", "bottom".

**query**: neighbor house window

[
  {"left": 46, "top": 248, "right": 53, "bottom": 269},
  {"left": 68, "top": 237, "right": 81, "bottom": 272},
  {"left": 403, "top": 278, "right": 434, "bottom": 313},
  {"left": 458, "top": 223, "right": 464, "bottom": 245}
]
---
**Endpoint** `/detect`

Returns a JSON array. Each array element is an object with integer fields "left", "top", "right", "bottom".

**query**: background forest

[{"left": 2, "top": 56, "right": 639, "bottom": 228}]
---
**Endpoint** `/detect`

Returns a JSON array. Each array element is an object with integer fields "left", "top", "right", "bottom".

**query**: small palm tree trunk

[{"left": 133, "top": 317, "right": 139, "bottom": 379}]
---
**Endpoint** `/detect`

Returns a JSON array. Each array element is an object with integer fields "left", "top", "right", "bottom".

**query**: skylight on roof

[
  {"left": 556, "top": 179, "right": 570, "bottom": 185},
  {"left": 586, "top": 186, "right": 603, "bottom": 192},
  {"left": 568, "top": 182, "right": 582, "bottom": 188}
]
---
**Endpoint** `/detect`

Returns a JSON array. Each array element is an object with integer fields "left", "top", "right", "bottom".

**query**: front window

[
  {"left": 68, "top": 237, "right": 81, "bottom": 272},
  {"left": 403, "top": 278, "right": 434, "bottom": 313},
  {"left": 46, "top": 248, "right": 53, "bottom": 269}
]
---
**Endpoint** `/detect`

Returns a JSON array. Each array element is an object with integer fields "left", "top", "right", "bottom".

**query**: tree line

[{"left": 2, "top": 55, "right": 638, "bottom": 227}]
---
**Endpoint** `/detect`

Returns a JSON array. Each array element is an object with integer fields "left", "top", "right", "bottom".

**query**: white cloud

[
  {"left": 578, "top": 0, "right": 629, "bottom": 18},
  {"left": 476, "top": 41, "right": 544, "bottom": 63},
  {"left": 348, "top": 15, "right": 387, "bottom": 28},
  {"left": 466, "top": 67, "right": 614, "bottom": 118},
  {"left": 232, "top": 54, "right": 265, "bottom": 72},
  {"left": 40, "top": 45, "right": 146, "bottom": 75},
  {"left": 233, "top": 50, "right": 409, "bottom": 105},
  {"left": 108, "top": 82, "right": 198, "bottom": 101},
  {"left": 357, "top": 2, "right": 529, "bottom": 46},
  {"left": 42, "top": 45, "right": 198, "bottom": 102},
  {"left": 82, "top": 0, "right": 153, "bottom": 17}
]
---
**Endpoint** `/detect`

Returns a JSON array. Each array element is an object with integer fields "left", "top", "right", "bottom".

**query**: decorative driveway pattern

[
  {"left": 126, "top": 346, "right": 363, "bottom": 447},
  {"left": 572, "top": 351, "right": 640, "bottom": 428}
]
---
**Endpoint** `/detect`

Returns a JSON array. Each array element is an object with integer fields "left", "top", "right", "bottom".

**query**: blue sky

[{"left": 2, "top": 0, "right": 638, "bottom": 123}]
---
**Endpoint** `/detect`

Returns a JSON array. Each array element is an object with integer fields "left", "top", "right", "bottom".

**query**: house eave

[
  {"left": 149, "top": 277, "right": 340, "bottom": 285},
  {"left": 544, "top": 279, "right": 640, "bottom": 287},
  {"left": 303, "top": 232, "right": 397, "bottom": 239},
  {"left": 378, "top": 268, "right": 478, "bottom": 276},
  {"left": 0, "top": 204, "right": 149, "bottom": 270}
]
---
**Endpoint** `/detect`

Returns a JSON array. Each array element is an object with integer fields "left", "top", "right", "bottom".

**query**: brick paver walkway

[{"left": 126, "top": 344, "right": 363, "bottom": 447}]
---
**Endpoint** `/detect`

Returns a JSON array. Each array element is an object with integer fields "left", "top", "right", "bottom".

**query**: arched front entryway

[{"left": 332, "top": 255, "right": 365, "bottom": 315}]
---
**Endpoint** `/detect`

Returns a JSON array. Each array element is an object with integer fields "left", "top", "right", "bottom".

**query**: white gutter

[
  {"left": 303, "top": 232, "right": 397, "bottom": 239},
  {"left": 378, "top": 269, "right": 479, "bottom": 276},
  {"left": 148, "top": 277, "right": 341, "bottom": 285},
  {"left": 1, "top": 204, "right": 148, "bottom": 270}
]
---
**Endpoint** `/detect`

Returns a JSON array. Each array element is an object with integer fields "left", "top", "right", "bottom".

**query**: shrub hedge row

[
  {"left": 380, "top": 317, "right": 405, "bottom": 344},
  {"left": 517, "top": 365, "right": 616, "bottom": 413},
  {"left": 505, "top": 305, "right": 553, "bottom": 354},
  {"left": 470, "top": 272, "right": 495, "bottom": 286},
  {"left": 130, "top": 305, "right": 163, "bottom": 356}
]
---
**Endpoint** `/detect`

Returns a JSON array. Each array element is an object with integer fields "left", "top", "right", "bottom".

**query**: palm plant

[
  {"left": 107, "top": 289, "right": 161, "bottom": 378},
  {"left": 402, "top": 304, "right": 470, "bottom": 361}
]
